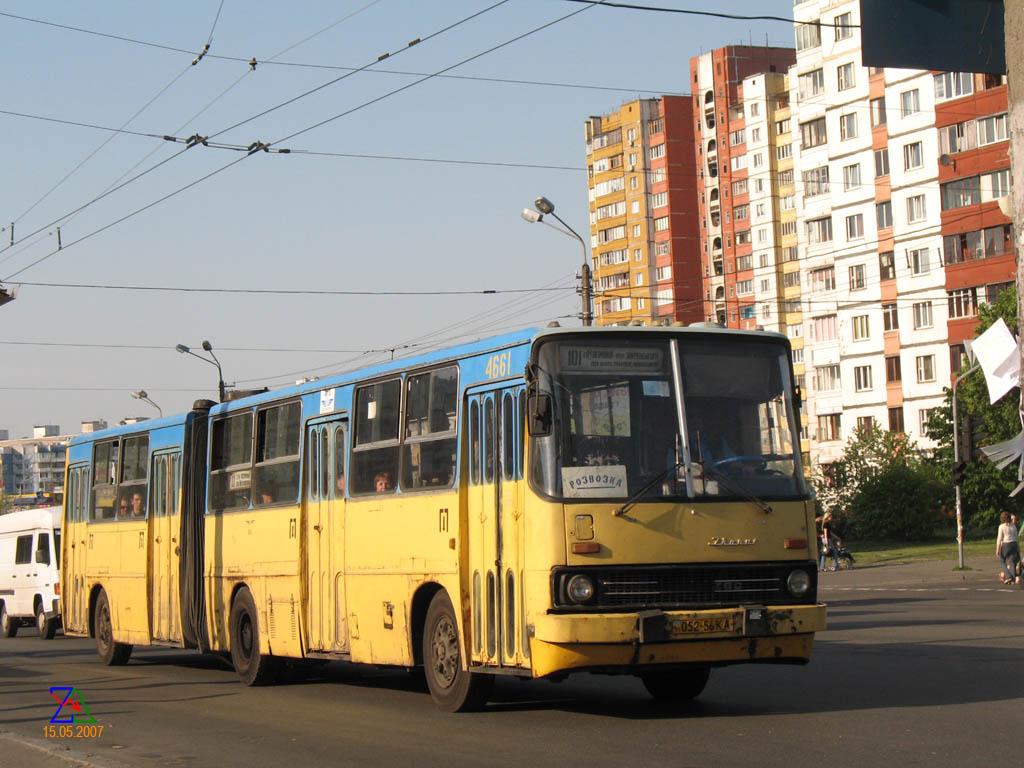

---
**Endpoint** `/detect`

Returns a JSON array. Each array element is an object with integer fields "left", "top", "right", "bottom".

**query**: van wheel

[
  {"left": 36, "top": 603, "right": 57, "bottom": 640},
  {"left": 93, "top": 590, "right": 132, "bottom": 665},
  {"left": 1, "top": 603, "right": 17, "bottom": 638},
  {"left": 422, "top": 591, "right": 493, "bottom": 712},
  {"left": 229, "top": 587, "right": 279, "bottom": 686}
]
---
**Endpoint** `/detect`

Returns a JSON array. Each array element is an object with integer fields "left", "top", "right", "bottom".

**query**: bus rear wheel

[
  {"left": 1, "top": 603, "right": 18, "bottom": 638},
  {"left": 422, "top": 591, "right": 493, "bottom": 712},
  {"left": 640, "top": 666, "right": 711, "bottom": 703},
  {"left": 94, "top": 590, "right": 132, "bottom": 665},
  {"left": 36, "top": 602, "right": 57, "bottom": 640},
  {"left": 229, "top": 587, "right": 278, "bottom": 686}
]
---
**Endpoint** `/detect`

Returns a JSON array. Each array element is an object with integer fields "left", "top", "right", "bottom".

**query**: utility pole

[{"left": 1005, "top": 5, "right": 1024, "bottom": 405}]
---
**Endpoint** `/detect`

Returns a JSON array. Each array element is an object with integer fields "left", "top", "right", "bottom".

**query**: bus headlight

[
  {"left": 786, "top": 569, "right": 811, "bottom": 597},
  {"left": 566, "top": 574, "right": 596, "bottom": 603}
]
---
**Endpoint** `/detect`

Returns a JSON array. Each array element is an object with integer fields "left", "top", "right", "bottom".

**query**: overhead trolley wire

[{"left": 10, "top": 281, "right": 573, "bottom": 296}]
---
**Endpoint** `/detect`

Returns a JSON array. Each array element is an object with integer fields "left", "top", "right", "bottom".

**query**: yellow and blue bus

[{"left": 62, "top": 325, "right": 825, "bottom": 711}]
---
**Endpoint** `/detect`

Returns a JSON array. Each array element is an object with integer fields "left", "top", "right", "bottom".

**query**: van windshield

[{"left": 54, "top": 530, "right": 61, "bottom": 569}]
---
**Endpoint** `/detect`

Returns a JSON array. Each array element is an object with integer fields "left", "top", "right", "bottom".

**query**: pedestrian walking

[
  {"left": 996, "top": 511, "right": 1021, "bottom": 585},
  {"left": 821, "top": 512, "right": 842, "bottom": 571}
]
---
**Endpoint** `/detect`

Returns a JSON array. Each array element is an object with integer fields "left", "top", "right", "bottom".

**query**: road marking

[{"left": 823, "top": 586, "right": 1020, "bottom": 594}]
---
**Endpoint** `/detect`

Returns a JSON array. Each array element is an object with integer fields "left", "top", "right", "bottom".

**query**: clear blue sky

[{"left": 0, "top": 0, "right": 793, "bottom": 438}]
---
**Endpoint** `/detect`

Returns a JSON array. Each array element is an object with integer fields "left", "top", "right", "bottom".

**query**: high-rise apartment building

[
  {"left": 689, "top": 46, "right": 797, "bottom": 333},
  {"left": 789, "top": 0, "right": 1012, "bottom": 468},
  {"left": 584, "top": 97, "right": 703, "bottom": 326}
]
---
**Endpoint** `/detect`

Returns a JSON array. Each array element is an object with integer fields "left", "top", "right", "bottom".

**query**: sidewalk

[
  {"left": 817, "top": 554, "right": 1021, "bottom": 590},
  {"left": 0, "top": 733, "right": 104, "bottom": 768}
]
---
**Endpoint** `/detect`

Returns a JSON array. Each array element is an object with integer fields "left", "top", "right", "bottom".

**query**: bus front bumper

[{"left": 528, "top": 603, "right": 826, "bottom": 678}]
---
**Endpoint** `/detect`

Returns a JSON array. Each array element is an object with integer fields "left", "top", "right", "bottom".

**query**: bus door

[
  {"left": 149, "top": 450, "right": 182, "bottom": 643},
  {"left": 304, "top": 416, "right": 348, "bottom": 652},
  {"left": 64, "top": 464, "right": 91, "bottom": 633},
  {"left": 466, "top": 385, "right": 525, "bottom": 668}
]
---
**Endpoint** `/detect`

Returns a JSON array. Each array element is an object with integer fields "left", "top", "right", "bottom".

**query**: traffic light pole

[{"left": 951, "top": 362, "right": 980, "bottom": 569}]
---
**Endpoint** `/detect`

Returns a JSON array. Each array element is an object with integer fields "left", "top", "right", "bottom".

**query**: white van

[{"left": 0, "top": 506, "right": 62, "bottom": 639}]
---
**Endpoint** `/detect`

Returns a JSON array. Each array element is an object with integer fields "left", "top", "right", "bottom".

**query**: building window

[
  {"left": 778, "top": 169, "right": 794, "bottom": 186},
  {"left": 907, "top": 194, "right": 927, "bottom": 223},
  {"left": 815, "top": 364, "right": 841, "bottom": 392},
  {"left": 910, "top": 247, "right": 930, "bottom": 275},
  {"left": 870, "top": 97, "right": 887, "bottom": 126},
  {"left": 879, "top": 250, "right": 895, "bottom": 280},
  {"left": 939, "top": 120, "right": 977, "bottom": 155},
  {"left": 900, "top": 89, "right": 920, "bottom": 117},
  {"left": 834, "top": 11, "right": 854, "bottom": 40},
  {"left": 950, "top": 343, "right": 967, "bottom": 374},
  {"left": 632, "top": 224, "right": 642, "bottom": 238},
  {"left": 977, "top": 113, "right": 1008, "bottom": 145},
  {"left": 796, "top": 21, "right": 822, "bottom": 51},
  {"left": 776, "top": 143, "right": 793, "bottom": 160},
  {"left": 916, "top": 355, "right": 936, "bottom": 383},
  {"left": 883, "top": 302, "right": 899, "bottom": 331},
  {"left": 947, "top": 287, "right": 979, "bottom": 318},
  {"left": 857, "top": 415, "right": 876, "bottom": 433},
  {"left": 648, "top": 143, "right": 666, "bottom": 160},
  {"left": 852, "top": 314, "right": 870, "bottom": 340},
  {"left": 874, "top": 148, "right": 890, "bottom": 178},
  {"left": 803, "top": 166, "right": 830, "bottom": 197},
  {"left": 649, "top": 191, "right": 667, "bottom": 209},
  {"left": 735, "top": 230, "right": 751, "bottom": 245},
  {"left": 653, "top": 216, "right": 669, "bottom": 232},
  {"left": 776, "top": 118, "right": 791, "bottom": 134},
  {"left": 807, "top": 216, "right": 833, "bottom": 244},
  {"left": 800, "top": 117, "right": 827, "bottom": 147},
  {"left": 903, "top": 141, "right": 923, "bottom": 170},
  {"left": 781, "top": 220, "right": 798, "bottom": 237},
  {"left": 730, "top": 128, "right": 746, "bottom": 146},
  {"left": 934, "top": 71, "right": 973, "bottom": 101},
  {"left": 912, "top": 301, "right": 933, "bottom": 329},
  {"left": 885, "top": 355, "right": 902, "bottom": 382},
  {"left": 817, "top": 414, "right": 842, "bottom": 442},
  {"left": 782, "top": 247, "right": 799, "bottom": 263},
  {"left": 812, "top": 314, "right": 838, "bottom": 341},
  {"left": 630, "top": 175, "right": 639, "bottom": 190},
  {"left": 734, "top": 204, "right": 749, "bottom": 220},
  {"left": 849, "top": 263, "right": 866, "bottom": 289},
  {"left": 987, "top": 169, "right": 1010, "bottom": 200},
  {"left": 780, "top": 194, "right": 796, "bottom": 211},
  {"left": 876, "top": 201, "right": 893, "bottom": 229},
  {"left": 889, "top": 407, "right": 905, "bottom": 433},
  {"left": 655, "top": 265, "right": 671, "bottom": 281},
  {"left": 798, "top": 68, "right": 825, "bottom": 99},
  {"left": 941, "top": 176, "right": 982, "bottom": 210},
  {"left": 840, "top": 112, "right": 857, "bottom": 140},
  {"left": 837, "top": 62, "right": 856, "bottom": 91},
  {"left": 751, "top": 127, "right": 762, "bottom": 143},
  {"left": 737, "top": 280, "right": 754, "bottom": 296},
  {"left": 843, "top": 164, "right": 861, "bottom": 191},
  {"left": 648, "top": 117, "right": 663, "bottom": 134},
  {"left": 854, "top": 365, "right": 873, "bottom": 391},
  {"left": 634, "top": 248, "right": 643, "bottom": 262},
  {"left": 810, "top": 266, "right": 836, "bottom": 292}
]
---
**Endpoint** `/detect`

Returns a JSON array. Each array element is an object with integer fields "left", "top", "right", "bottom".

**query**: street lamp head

[
  {"left": 201, "top": 340, "right": 213, "bottom": 352},
  {"left": 131, "top": 390, "right": 147, "bottom": 400},
  {"left": 521, "top": 208, "right": 542, "bottom": 223},
  {"left": 534, "top": 196, "right": 555, "bottom": 215},
  {"left": 175, "top": 344, "right": 189, "bottom": 354}
]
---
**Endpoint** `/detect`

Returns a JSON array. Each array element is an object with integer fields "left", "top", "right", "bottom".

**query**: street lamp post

[
  {"left": 131, "top": 390, "right": 163, "bottom": 417},
  {"left": 175, "top": 340, "right": 228, "bottom": 402},
  {"left": 521, "top": 195, "right": 593, "bottom": 326},
  {"left": 951, "top": 362, "right": 981, "bottom": 569}
]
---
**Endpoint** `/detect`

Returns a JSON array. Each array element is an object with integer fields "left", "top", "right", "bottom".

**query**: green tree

[
  {"left": 925, "top": 286, "right": 1024, "bottom": 533},
  {"left": 813, "top": 424, "right": 949, "bottom": 539}
]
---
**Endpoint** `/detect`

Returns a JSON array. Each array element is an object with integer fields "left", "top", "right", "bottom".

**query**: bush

[{"left": 845, "top": 462, "right": 947, "bottom": 539}]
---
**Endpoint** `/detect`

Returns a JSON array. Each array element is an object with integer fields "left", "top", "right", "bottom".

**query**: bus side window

[
  {"left": 120, "top": 434, "right": 150, "bottom": 519},
  {"left": 334, "top": 424, "right": 347, "bottom": 498},
  {"left": 402, "top": 367, "right": 457, "bottom": 490},
  {"left": 351, "top": 379, "right": 401, "bottom": 494},
  {"left": 210, "top": 413, "right": 254, "bottom": 511},
  {"left": 253, "top": 401, "right": 301, "bottom": 506},
  {"left": 91, "top": 440, "right": 118, "bottom": 520},
  {"left": 469, "top": 400, "right": 480, "bottom": 486}
]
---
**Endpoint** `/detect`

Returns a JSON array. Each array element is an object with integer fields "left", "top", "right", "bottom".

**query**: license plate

[{"left": 667, "top": 616, "right": 735, "bottom": 635}]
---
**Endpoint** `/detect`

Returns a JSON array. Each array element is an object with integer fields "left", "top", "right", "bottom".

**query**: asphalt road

[{"left": 1, "top": 556, "right": 1021, "bottom": 768}]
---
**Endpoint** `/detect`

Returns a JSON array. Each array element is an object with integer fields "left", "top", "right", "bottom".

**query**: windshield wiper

[
  {"left": 703, "top": 465, "right": 773, "bottom": 515},
  {"left": 613, "top": 460, "right": 684, "bottom": 517}
]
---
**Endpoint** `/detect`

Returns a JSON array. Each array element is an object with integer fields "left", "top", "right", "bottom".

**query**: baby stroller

[{"left": 830, "top": 543, "right": 856, "bottom": 570}]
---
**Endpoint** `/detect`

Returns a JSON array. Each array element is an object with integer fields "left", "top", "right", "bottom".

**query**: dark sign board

[{"left": 860, "top": 0, "right": 1005, "bottom": 74}]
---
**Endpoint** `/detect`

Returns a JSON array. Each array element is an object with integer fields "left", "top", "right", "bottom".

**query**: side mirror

[
  {"left": 36, "top": 548, "right": 50, "bottom": 565},
  {"left": 528, "top": 392, "right": 553, "bottom": 436}
]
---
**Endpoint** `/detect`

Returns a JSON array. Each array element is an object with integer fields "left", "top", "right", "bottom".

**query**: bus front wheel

[
  {"left": 229, "top": 587, "right": 278, "bottom": 686},
  {"left": 94, "top": 590, "right": 132, "bottom": 665},
  {"left": 639, "top": 666, "right": 710, "bottom": 703},
  {"left": 1, "top": 603, "right": 17, "bottom": 638},
  {"left": 422, "top": 591, "right": 493, "bottom": 712}
]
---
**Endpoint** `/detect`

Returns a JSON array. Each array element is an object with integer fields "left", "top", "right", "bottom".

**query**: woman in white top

[{"left": 995, "top": 511, "right": 1021, "bottom": 584}]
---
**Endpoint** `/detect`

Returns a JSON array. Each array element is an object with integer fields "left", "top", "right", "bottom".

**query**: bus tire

[
  {"left": 422, "top": 591, "right": 493, "bottom": 712},
  {"left": 94, "top": 590, "right": 132, "bottom": 665},
  {"left": 1, "top": 603, "right": 17, "bottom": 638},
  {"left": 35, "top": 602, "right": 57, "bottom": 640},
  {"left": 639, "top": 666, "right": 710, "bottom": 703},
  {"left": 229, "top": 587, "right": 278, "bottom": 686}
]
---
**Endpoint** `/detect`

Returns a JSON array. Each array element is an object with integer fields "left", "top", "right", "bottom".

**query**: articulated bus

[{"left": 62, "top": 325, "right": 826, "bottom": 711}]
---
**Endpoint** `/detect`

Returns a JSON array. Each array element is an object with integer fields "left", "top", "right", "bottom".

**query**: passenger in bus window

[
  {"left": 117, "top": 496, "right": 131, "bottom": 519},
  {"left": 374, "top": 471, "right": 393, "bottom": 492},
  {"left": 131, "top": 492, "right": 145, "bottom": 518},
  {"left": 257, "top": 482, "right": 277, "bottom": 505}
]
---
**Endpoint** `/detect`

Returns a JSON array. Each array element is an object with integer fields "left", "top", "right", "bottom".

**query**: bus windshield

[{"left": 532, "top": 335, "right": 804, "bottom": 502}]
